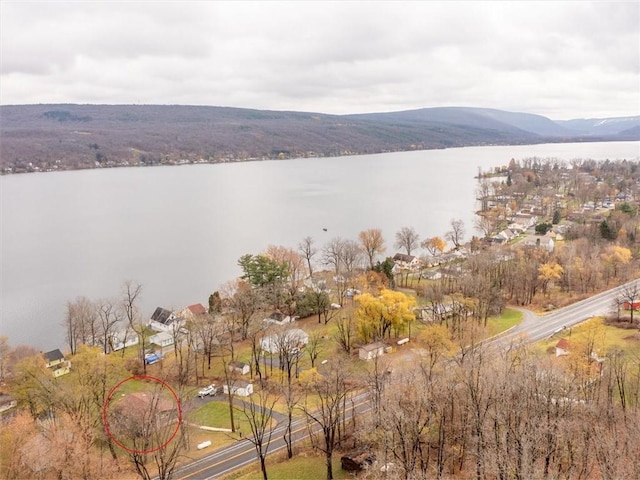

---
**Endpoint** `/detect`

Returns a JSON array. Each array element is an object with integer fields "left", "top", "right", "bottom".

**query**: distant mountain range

[{"left": 1, "top": 104, "right": 638, "bottom": 173}]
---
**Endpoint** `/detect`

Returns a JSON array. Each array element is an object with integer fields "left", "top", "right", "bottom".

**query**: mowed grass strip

[
  {"left": 486, "top": 308, "right": 523, "bottom": 337},
  {"left": 225, "top": 452, "right": 349, "bottom": 480}
]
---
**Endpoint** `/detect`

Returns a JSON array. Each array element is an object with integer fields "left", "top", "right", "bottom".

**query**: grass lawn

[
  {"left": 225, "top": 452, "right": 349, "bottom": 480},
  {"left": 486, "top": 308, "right": 523, "bottom": 337},
  {"left": 534, "top": 317, "right": 640, "bottom": 357},
  {"left": 188, "top": 401, "right": 255, "bottom": 434}
]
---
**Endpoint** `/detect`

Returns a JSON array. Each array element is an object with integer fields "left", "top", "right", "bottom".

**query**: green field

[{"left": 486, "top": 308, "right": 523, "bottom": 337}]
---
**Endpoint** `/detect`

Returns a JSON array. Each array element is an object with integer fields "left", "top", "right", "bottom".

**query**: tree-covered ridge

[{"left": 2, "top": 104, "right": 638, "bottom": 174}]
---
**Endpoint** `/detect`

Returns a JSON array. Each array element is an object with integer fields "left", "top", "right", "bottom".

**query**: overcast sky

[{"left": 1, "top": 1, "right": 638, "bottom": 120}]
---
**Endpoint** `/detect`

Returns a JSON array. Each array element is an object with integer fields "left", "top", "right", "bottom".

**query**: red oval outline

[{"left": 102, "top": 375, "right": 182, "bottom": 454}]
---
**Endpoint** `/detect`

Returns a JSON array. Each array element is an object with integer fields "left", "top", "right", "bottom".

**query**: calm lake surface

[{"left": 2, "top": 141, "right": 639, "bottom": 350}]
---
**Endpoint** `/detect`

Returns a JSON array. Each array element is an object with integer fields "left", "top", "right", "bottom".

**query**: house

[
  {"left": 263, "top": 311, "right": 294, "bottom": 326},
  {"left": 43, "top": 349, "right": 71, "bottom": 377},
  {"left": 522, "top": 234, "right": 555, "bottom": 252},
  {"left": 148, "top": 307, "right": 181, "bottom": 332},
  {"left": 261, "top": 328, "right": 309, "bottom": 354},
  {"left": 180, "top": 303, "right": 207, "bottom": 319},
  {"left": 114, "top": 391, "right": 177, "bottom": 427},
  {"left": 392, "top": 253, "right": 421, "bottom": 271},
  {"left": 512, "top": 213, "right": 538, "bottom": 229},
  {"left": 223, "top": 380, "right": 253, "bottom": 397},
  {"left": 359, "top": 342, "right": 386, "bottom": 361},
  {"left": 555, "top": 338, "right": 571, "bottom": 357},
  {"left": 109, "top": 326, "right": 139, "bottom": 352},
  {"left": 149, "top": 331, "right": 175, "bottom": 352},
  {"left": 228, "top": 360, "right": 250, "bottom": 375}
]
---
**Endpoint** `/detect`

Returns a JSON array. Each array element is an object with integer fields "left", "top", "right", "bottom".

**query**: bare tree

[
  {"left": 301, "top": 361, "right": 353, "bottom": 480},
  {"left": 241, "top": 388, "right": 278, "bottom": 480},
  {"left": 359, "top": 228, "right": 386, "bottom": 269},
  {"left": 64, "top": 296, "right": 98, "bottom": 355},
  {"left": 122, "top": 282, "right": 146, "bottom": 373},
  {"left": 106, "top": 382, "right": 187, "bottom": 480},
  {"left": 446, "top": 218, "right": 465, "bottom": 249},
  {"left": 96, "top": 298, "right": 123, "bottom": 354},
  {"left": 322, "top": 237, "right": 346, "bottom": 276},
  {"left": 298, "top": 236, "right": 317, "bottom": 277},
  {"left": 394, "top": 226, "right": 420, "bottom": 256},
  {"left": 619, "top": 282, "right": 640, "bottom": 324}
]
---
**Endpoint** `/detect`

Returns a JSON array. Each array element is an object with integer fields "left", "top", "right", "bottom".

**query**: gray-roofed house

[{"left": 43, "top": 349, "right": 71, "bottom": 377}]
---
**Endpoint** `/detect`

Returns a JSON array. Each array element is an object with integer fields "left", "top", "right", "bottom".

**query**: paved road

[
  {"left": 173, "top": 392, "right": 370, "bottom": 480},
  {"left": 484, "top": 277, "right": 639, "bottom": 351},
  {"left": 173, "top": 278, "right": 639, "bottom": 479}
]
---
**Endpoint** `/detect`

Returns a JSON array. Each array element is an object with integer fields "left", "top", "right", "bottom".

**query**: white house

[
  {"left": 260, "top": 328, "right": 309, "bottom": 354},
  {"left": 359, "top": 342, "right": 386, "bottom": 361},
  {"left": 149, "top": 307, "right": 182, "bottom": 332},
  {"left": 392, "top": 253, "right": 421, "bottom": 271},
  {"left": 110, "top": 326, "right": 139, "bottom": 352},
  {"left": 555, "top": 338, "right": 571, "bottom": 357},
  {"left": 522, "top": 234, "right": 555, "bottom": 252},
  {"left": 223, "top": 380, "right": 254, "bottom": 397},
  {"left": 149, "top": 331, "right": 174, "bottom": 350}
]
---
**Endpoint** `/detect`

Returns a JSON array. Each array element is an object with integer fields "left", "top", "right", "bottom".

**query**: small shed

[
  {"left": 555, "top": 338, "right": 571, "bottom": 357},
  {"left": 228, "top": 360, "right": 250, "bottom": 375},
  {"left": 359, "top": 342, "right": 386, "bottom": 361}
]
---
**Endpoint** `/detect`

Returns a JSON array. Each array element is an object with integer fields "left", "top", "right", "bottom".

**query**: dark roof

[
  {"left": 151, "top": 307, "right": 173, "bottom": 324},
  {"left": 393, "top": 253, "right": 416, "bottom": 263},
  {"left": 43, "top": 349, "right": 65, "bottom": 362}
]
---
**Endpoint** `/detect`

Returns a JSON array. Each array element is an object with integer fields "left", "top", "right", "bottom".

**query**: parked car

[
  {"left": 198, "top": 384, "right": 217, "bottom": 397},
  {"left": 144, "top": 353, "right": 162, "bottom": 365}
]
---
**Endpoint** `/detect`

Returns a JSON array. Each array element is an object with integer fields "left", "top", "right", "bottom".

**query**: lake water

[{"left": 1, "top": 141, "right": 638, "bottom": 350}]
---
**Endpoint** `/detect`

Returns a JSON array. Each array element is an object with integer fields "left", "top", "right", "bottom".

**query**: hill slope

[{"left": 0, "top": 104, "right": 636, "bottom": 174}]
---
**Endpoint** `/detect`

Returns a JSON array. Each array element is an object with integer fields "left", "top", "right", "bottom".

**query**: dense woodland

[{"left": 1, "top": 157, "right": 640, "bottom": 479}]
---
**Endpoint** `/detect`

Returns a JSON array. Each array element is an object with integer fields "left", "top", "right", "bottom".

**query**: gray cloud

[{"left": 1, "top": 1, "right": 638, "bottom": 119}]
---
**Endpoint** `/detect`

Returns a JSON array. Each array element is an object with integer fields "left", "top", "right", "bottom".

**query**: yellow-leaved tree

[
  {"left": 538, "top": 262, "right": 564, "bottom": 296},
  {"left": 601, "top": 245, "right": 632, "bottom": 279},
  {"left": 355, "top": 289, "right": 416, "bottom": 343}
]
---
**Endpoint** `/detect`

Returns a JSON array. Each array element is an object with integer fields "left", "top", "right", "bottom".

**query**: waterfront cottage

[
  {"left": 149, "top": 331, "right": 174, "bottom": 352},
  {"left": 149, "top": 307, "right": 181, "bottom": 332},
  {"left": 43, "top": 349, "right": 71, "bottom": 377}
]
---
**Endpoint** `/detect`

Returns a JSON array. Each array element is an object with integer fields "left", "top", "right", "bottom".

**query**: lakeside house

[
  {"left": 179, "top": 303, "right": 208, "bottom": 319},
  {"left": 109, "top": 326, "right": 139, "bottom": 352},
  {"left": 149, "top": 331, "right": 175, "bottom": 354},
  {"left": 149, "top": 307, "right": 182, "bottom": 333},
  {"left": 43, "top": 349, "right": 71, "bottom": 377}
]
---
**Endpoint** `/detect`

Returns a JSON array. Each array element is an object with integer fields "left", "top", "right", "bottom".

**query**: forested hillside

[{"left": 1, "top": 104, "right": 637, "bottom": 174}]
